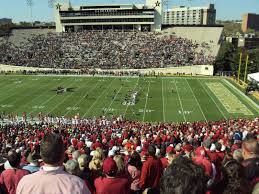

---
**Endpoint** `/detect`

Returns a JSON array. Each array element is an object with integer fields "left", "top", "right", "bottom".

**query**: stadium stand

[
  {"left": 162, "top": 26, "right": 223, "bottom": 57},
  {"left": 0, "top": 31, "right": 215, "bottom": 69},
  {"left": 8, "top": 28, "right": 55, "bottom": 46},
  {"left": 0, "top": 115, "right": 258, "bottom": 194}
]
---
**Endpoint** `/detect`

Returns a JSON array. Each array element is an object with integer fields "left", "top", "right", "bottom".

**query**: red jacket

[
  {"left": 193, "top": 156, "right": 212, "bottom": 177},
  {"left": 94, "top": 176, "right": 130, "bottom": 194},
  {"left": 140, "top": 156, "right": 163, "bottom": 190},
  {"left": 0, "top": 168, "right": 30, "bottom": 194},
  {"left": 160, "top": 157, "right": 169, "bottom": 169}
]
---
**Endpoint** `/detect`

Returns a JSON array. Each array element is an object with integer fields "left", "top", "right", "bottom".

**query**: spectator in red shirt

[
  {"left": 94, "top": 157, "right": 130, "bottom": 194},
  {"left": 77, "top": 138, "right": 85, "bottom": 150},
  {"left": 140, "top": 145, "right": 163, "bottom": 190},
  {"left": 182, "top": 144, "right": 194, "bottom": 158},
  {"left": 91, "top": 139, "right": 103, "bottom": 150},
  {"left": 193, "top": 147, "right": 213, "bottom": 178},
  {"left": 0, "top": 150, "right": 30, "bottom": 194},
  {"left": 160, "top": 146, "right": 168, "bottom": 170}
]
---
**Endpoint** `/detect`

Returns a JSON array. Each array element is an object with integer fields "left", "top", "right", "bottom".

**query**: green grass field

[{"left": 0, "top": 75, "right": 258, "bottom": 122}]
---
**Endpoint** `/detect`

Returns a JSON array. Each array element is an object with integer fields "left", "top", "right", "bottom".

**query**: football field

[{"left": 0, "top": 75, "right": 258, "bottom": 122}]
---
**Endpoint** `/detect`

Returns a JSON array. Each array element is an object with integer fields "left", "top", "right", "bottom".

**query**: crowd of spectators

[
  {"left": 0, "top": 31, "right": 215, "bottom": 69},
  {"left": 0, "top": 115, "right": 258, "bottom": 194}
]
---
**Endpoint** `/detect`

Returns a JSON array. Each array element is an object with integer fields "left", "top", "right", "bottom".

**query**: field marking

[
  {"left": 1, "top": 78, "right": 51, "bottom": 109},
  {"left": 64, "top": 80, "right": 100, "bottom": 116},
  {"left": 207, "top": 82, "right": 253, "bottom": 115},
  {"left": 47, "top": 78, "right": 92, "bottom": 115},
  {"left": 223, "top": 79, "right": 259, "bottom": 114},
  {"left": 28, "top": 78, "right": 73, "bottom": 114},
  {"left": 198, "top": 79, "right": 227, "bottom": 120},
  {"left": 0, "top": 79, "right": 30, "bottom": 99},
  {"left": 123, "top": 77, "right": 140, "bottom": 117},
  {"left": 104, "top": 86, "right": 123, "bottom": 115},
  {"left": 185, "top": 79, "right": 207, "bottom": 122},
  {"left": 174, "top": 80, "right": 186, "bottom": 122},
  {"left": 0, "top": 104, "right": 14, "bottom": 108},
  {"left": 139, "top": 109, "right": 155, "bottom": 113},
  {"left": 162, "top": 78, "right": 166, "bottom": 122},
  {"left": 83, "top": 78, "right": 116, "bottom": 117},
  {"left": 142, "top": 81, "right": 151, "bottom": 122}
]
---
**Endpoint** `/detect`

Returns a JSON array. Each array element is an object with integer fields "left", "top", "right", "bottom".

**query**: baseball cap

[
  {"left": 102, "top": 157, "right": 118, "bottom": 176},
  {"left": 183, "top": 144, "right": 193, "bottom": 152}
]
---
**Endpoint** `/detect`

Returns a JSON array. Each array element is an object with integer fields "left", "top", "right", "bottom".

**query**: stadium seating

[
  {"left": 0, "top": 115, "right": 258, "bottom": 194},
  {"left": 0, "top": 31, "right": 215, "bottom": 69}
]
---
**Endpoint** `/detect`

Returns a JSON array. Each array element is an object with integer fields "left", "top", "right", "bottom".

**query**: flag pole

[
  {"left": 238, "top": 52, "right": 242, "bottom": 83},
  {"left": 244, "top": 54, "right": 249, "bottom": 83}
]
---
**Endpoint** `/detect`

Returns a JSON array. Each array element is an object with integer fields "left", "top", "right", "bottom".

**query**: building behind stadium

[
  {"left": 163, "top": 4, "right": 216, "bottom": 25},
  {"left": 242, "top": 13, "right": 259, "bottom": 32}
]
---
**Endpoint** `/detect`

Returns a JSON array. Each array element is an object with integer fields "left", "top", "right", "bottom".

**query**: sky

[{"left": 0, "top": 0, "right": 258, "bottom": 22}]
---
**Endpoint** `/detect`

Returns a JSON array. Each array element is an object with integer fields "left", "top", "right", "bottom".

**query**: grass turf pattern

[{"left": 0, "top": 75, "right": 258, "bottom": 122}]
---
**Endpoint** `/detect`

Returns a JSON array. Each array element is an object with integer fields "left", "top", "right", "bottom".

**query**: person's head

[
  {"left": 160, "top": 146, "right": 166, "bottom": 157},
  {"left": 242, "top": 138, "right": 259, "bottom": 160},
  {"left": 221, "top": 160, "right": 248, "bottom": 194},
  {"left": 167, "top": 151, "right": 175, "bottom": 165},
  {"left": 203, "top": 139, "right": 211, "bottom": 149},
  {"left": 128, "top": 151, "right": 142, "bottom": 170},
  {"left": 92, "top": 150, "right": 103, "bottom": 161},
  {"left": 65, "top": 160, "right": 79, "bottom": 175},
  {"left": 215, "top": 142, "right": 222, "bottom": 152},
  {"left": 223, "top": 160, "right": 245, "bottom": 179},
  {"left": 78, "top": 154, "right": 90, "bottom": 171},
  {"left": 72, "top": 150, "right": 81, "bottom": 161},
  {"left": 40, "top": 133, "right": 65, "bottom": 166},
  {"left": 102, "top": 157, "right": 118, "bottom": 177},
  {"left": 113, "top": 155, "right": 124, "bottom": 173},
  {"left": 27, "top": 151, "right": 40, "bottom": 166},
  {"left": 175, "top": 144, "right": 182, "bottom": 153},
  {"left": 67, "top": 146, "right": 75, "bottom": 155},
  {"left": 7, "top": 150, "right": 21, "bottom": 168},
  {"left": 148, "top": 145, "right": 156, "bottom": 157},
  {"left": 95, "top": 148, "right": 105, "bottom": 160},
  {"left": 160, "top": 156, "right": 208, "bottom": 194},
  {"left": 233, "top": 149, "right": 243, "bottom": 163}
]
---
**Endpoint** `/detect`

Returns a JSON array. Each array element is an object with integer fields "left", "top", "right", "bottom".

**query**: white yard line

[
  {"left": 104, "top": 86, "right": 123, "bottom": 115},
  {"left": 64, "top": 80, "right": 101, "bottom": 116},
  {"left": 162, "top": 78, "right": 166, "bottom": 122},
  {"left": 5, "top": 78, "right": 53, "bottom": 112},
  {"left": 174, "top": 80, "right": 186, "bottom": 122},
  {"left": 142, "top": 81, "right": 151, "bottom": 122},
  {"left": 198, "top": 79, "right": 227, "bottom": 120},
  {"left": 83, "top": 77, "right": 116, "bottom": 117},
  {"left": 0, "top": 78, "right": 42, "bottom": 102},
  {"left": 123, "top": 77, "right": 140, "bottom": 116},
  {"left": 185, "top": 79, "right": 207, "bottom": 122},
  {"left": 223, "top": 79, "right": 259, "bottom": 113}
]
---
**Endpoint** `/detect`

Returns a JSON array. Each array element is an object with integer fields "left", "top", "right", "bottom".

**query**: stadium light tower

[
  {"left": 26, "top": 0, "right": 34, "bottom": 25},
  {"left": 48, "top": 0, "right": 57, "bottom": 8}
]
